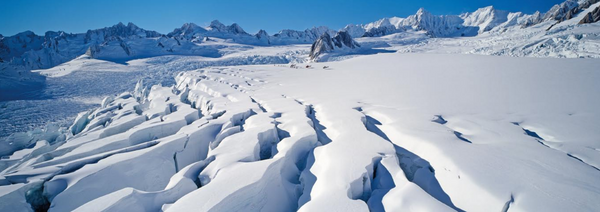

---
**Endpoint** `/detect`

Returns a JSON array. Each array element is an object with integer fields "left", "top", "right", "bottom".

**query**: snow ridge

[{"left": 343, "top": 0, "right": 600, "bottom": 38}]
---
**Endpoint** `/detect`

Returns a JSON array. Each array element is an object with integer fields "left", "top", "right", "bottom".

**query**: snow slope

[{"left": 1, "top": 51, "right": 599, "bottom": 211}]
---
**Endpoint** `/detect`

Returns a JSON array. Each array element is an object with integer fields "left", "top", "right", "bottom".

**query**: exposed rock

[
  {"left": 309, "top": 31, "right": 360, "bottom": 60},
  {"left": 544, "top": 0, "right": 580, "bottom": 21},
  {"left": 332, "top": 31, "right": 360, "bottom": 49},
  {"left": 522, "top": 11, "right": 543, "bottom": 28},
  {"left": 579, "top": 5, "right": 600, "bottom": 24}
]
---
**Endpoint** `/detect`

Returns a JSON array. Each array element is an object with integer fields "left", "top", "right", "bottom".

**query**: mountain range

[{"left": 1, "top": 0, "right": 599, "bottom": 72}]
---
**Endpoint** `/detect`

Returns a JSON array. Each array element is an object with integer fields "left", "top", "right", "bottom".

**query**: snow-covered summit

[
  {"left": 205, "top": 20, "right": 249, "bottom": 35},
  {"left": 166, "top": 23, "right": 207, "bottom": 40},
  {"left": 461, "top": 6, "right": 510, "bottom": 33},
  {"left": 84, "top": 22, "right": 162, "bottom": 44}
]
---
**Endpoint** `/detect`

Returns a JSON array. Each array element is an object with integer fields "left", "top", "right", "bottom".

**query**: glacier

[{"left": 1, "top": 0, "right": 600, "bottom": 211}]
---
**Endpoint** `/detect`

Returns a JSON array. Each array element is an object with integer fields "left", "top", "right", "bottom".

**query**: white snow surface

[
  {"left": 1, "top": 1, "right": 600, "bottom": 211},
  {"left": 0, "top": 50, "right": 599, "bottom": 211}
]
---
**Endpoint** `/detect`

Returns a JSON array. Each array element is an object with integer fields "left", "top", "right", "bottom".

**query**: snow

[
  {"left": 1, "top": 50, "right": 599, "bottom": 211},
  {"left": 1, "top": 1, "right": 600, "bottom": 211}
]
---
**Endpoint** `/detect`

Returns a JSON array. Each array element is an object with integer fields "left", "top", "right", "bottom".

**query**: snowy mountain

[
  {"left": 2, "top": 0, "right": 599, "bottom": 74},
  {"left": 166, "top": 23, "right": 207, "bottom": 41},
  {"left": 0, "top": 21, "right": 335, "bottom": 97},
  {"left": 543, "top": 0, "right": 581, "bottom": 21},
  {"left": 343, "top": 0, "right": 600, "bottom": 38},
  {"left": 0, "top": 21, "right": 334, "bottom": 71},
  {"left": 461, "top": 6, "right": 510, "bottom": 33}
]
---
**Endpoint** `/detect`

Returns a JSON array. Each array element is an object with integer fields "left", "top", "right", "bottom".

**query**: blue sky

[{"left": 1, "top": 0, "right": 566, "bottom": 36}]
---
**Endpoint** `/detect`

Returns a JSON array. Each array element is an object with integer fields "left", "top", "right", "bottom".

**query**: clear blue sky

[{"left": 1, "top": 0, "right": 566, "bottom": 36}]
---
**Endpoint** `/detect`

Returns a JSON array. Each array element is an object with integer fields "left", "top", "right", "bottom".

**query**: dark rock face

[
  {"left": 544, "top": 0, "right": 579, "bottom": 21},
  {"left": 558, "top": 0, "right": 600, "bottom": 22},
  {"left": 579, "top": 6, "right": 600, "bottom": 24},
  {"left": 526, "top": 0, "right": 600, "bottom": 28},
  {"left": 522, "top": 12, "right": 543, "bottom": 28},
  {"left": 309, "top": 31, "right": 360, "bottom": 60},
  {"left": 332, "top": 31, "right": 360, "bottom": 49},
  {"left": 309, "top": 33, "right": 334, "bottom": 60}
]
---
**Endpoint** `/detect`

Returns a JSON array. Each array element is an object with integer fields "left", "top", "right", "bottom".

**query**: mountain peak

[
  {"left": 182, "top": 23, "right": 199, "bottom": 28},
  {"left": 210, "top": 20, "right": 225, "bottom": 27},
  {"left": 111, "top": 22, "right": 139, "bottom": 30},
  {"left": 257, "top": 29, "right": 269, "bottom": 36},
  {"left": 481, "top": 5, "right": 495, "bottom": 11},
  {"left": 16, "top": 30, "right": 37, "bottom": 36},
  {"left": 229, "top": 23, "right": 247, "bottom": 34},
  {"left": 416, "top": 8, "right": 431, "bottom": 16},
  {"left": 167, "top": 22, "right": 207, "bottom": 38},
  {"left": 127, "top": 22, "right": 138, "bottom": 28},
  {"left": 207, "top": 20, "right": 229, "bottom": 32}
]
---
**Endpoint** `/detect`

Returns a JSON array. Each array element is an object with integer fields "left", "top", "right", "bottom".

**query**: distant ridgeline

[{"left": 1, "top": 0, "right": 600, "bottom": 71}]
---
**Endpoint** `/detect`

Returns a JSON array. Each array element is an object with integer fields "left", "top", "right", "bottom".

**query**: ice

[{"left": 1, "top": 2, "right": 600, "bottom": 210}]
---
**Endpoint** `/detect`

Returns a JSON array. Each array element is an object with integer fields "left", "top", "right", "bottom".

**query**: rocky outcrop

[
  {"left": 522, "top": 11, "right": 543, "bottom": 28},
  {"left": 579, "top": 5, "right": 600, "bottom": 24},
  {"left": 332, "top": 31, "right": 360, "bottom": 49},
  {"left": 309, "top": 31, "right": 360, "bottom": 60},
  {"left": 545, "top": 0, "right": 600, "bottom": 23},
  {"left": 543, "top": 0, "right": 580, "bottom": 21}
]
